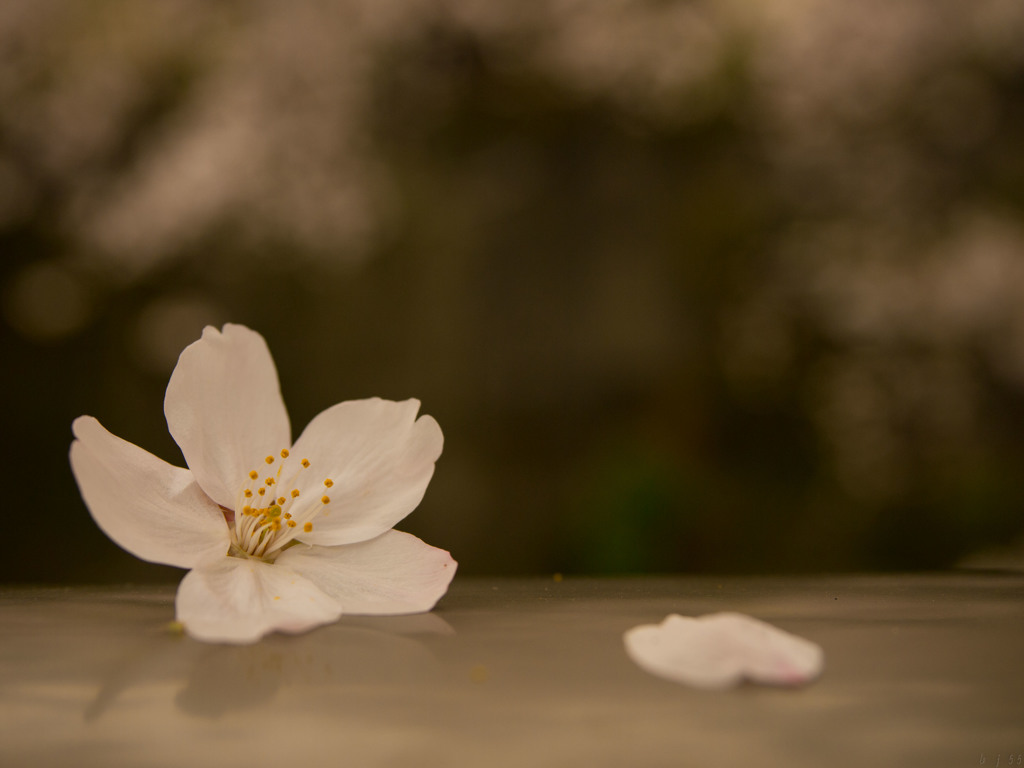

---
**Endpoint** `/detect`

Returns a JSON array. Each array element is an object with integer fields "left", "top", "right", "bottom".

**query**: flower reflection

[{"left": 85, "top": 613, "right": 454, "bottom": 722}]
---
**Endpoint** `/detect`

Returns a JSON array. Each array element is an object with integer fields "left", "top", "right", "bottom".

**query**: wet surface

[{"left": 1, "top": 574, "right": 1022, "bottom": 767}]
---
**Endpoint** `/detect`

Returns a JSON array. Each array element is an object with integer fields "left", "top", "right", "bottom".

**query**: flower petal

[
  {"left": 70, "top": 416, "right": 230, "bottom": 569},
  {"left": 623, "top": 613, "right": 824, "bottom": 689},
  {"left": 288, "top": 398, "right": 443, "bottom": 546},
  {"left": 164, "top": 324, "right": 290, "bottom": 508},
  {"left": 276, "top": 530, "right": 457, "bottom": 615},
  {"left": 175, "top": 557, "right": 342, "bottom": 644}
]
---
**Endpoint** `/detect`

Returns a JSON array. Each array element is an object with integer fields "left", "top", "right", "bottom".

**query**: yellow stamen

[
  {"left": 291, "top": 489, "right": 300, "bottom": 498},
  {"left": 258, "top": 488, "right": 266, "bottom": 496},
  {"left": 265, "top": 477, "right": 275, "bottom": 486},
  {"left": 303, "top": 522, "right": 313, "bottom": 532},
  {"left": 301, "top": 459, "right": 310, "bottom": 468},
  {"left": 287, "top": 520, "right": 297, "bottom": 528},
  {"left": 277, "top": 496, "right": 286, "bottom": 505},
  {"left": 249, "top": 470, "right": 259, "bottom": 480},
  {"left": 321, "top": 495, "right": 330, "bottom": 504},
  {"left": 265, "top": 455, "right": 274, "bottom": 464},
  {"left": 281, "top": 449, "right": 290, "bottom": 458},
  {"left": 243, "top": 489, "right": 253, "bottom": 498},
  {"left": 323, "top": 478, "right": 334, "bottom": 488}
]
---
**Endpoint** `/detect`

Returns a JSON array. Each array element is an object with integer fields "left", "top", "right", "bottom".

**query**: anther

[
  {"left": 287, "top": 520, "right": 297, "bottom": 528},
  {"left": 303, "top": 522, "right": 313, "bottom": 532},
  {"left": 324, "top": 479, "right": 334, "bottom": 488},
  {"left": 277, "top": 496, "right": 286, "bottom": 505},
  {"left": 243, "top": 489, "right": 253, "bottom": 498},
  {"left": 258, "top": 488, "right": 266, "bottom": 496},
  {"left": 265, "top": 456, "right": 274, "bottom": 464},
  {"left": 321, "top": 495, "right": 330, "bottom": 504},
  {"left": 301, "top": 459, "right": 310, "bottom": 468},
  {"left": 281, "top": 449, "right": 290, "bottom": 458},
  {"left": 249, "top": 470, "right": 259, "bottom": 480},
  {"left": 291, "top": 489, "right": 300, "bottom": 498},
  {"left": 265, "top": 477, "right": 275, "bottom": 486}
]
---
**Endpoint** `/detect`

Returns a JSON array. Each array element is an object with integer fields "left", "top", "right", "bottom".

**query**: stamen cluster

[{"left": 229, "top": 448, "right": 333, "bottom": 561}]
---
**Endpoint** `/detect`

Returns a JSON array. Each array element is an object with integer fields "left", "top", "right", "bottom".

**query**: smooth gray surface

[{"left": 1, "top": 574, "right": 1022, "bottom": 767}]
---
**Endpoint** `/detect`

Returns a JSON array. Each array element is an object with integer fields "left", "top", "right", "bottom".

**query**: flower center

[{"left": 227, "top": 448, "right": 334, "bottom": 562}]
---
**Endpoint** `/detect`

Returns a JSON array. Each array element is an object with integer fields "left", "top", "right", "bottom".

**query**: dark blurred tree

[{"left": 2, "top": 0, "right": 1023, "bottom": 581}]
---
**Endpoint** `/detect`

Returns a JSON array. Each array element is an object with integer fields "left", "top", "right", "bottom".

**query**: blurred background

[{"left": 2, "top": 0, "right": 1024, "bottom": 583}]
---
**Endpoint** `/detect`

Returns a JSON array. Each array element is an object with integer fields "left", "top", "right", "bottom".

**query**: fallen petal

[{"left": 623, "top": 612, "right": 824, "bottom": 689}]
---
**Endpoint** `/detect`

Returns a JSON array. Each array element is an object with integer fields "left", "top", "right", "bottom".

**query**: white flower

[
  {"left": 70, "top": 323, "right": 456, "bottom": 644},
  {"left": 623, "top": 613, "right": 823, "bottom": 689}
]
